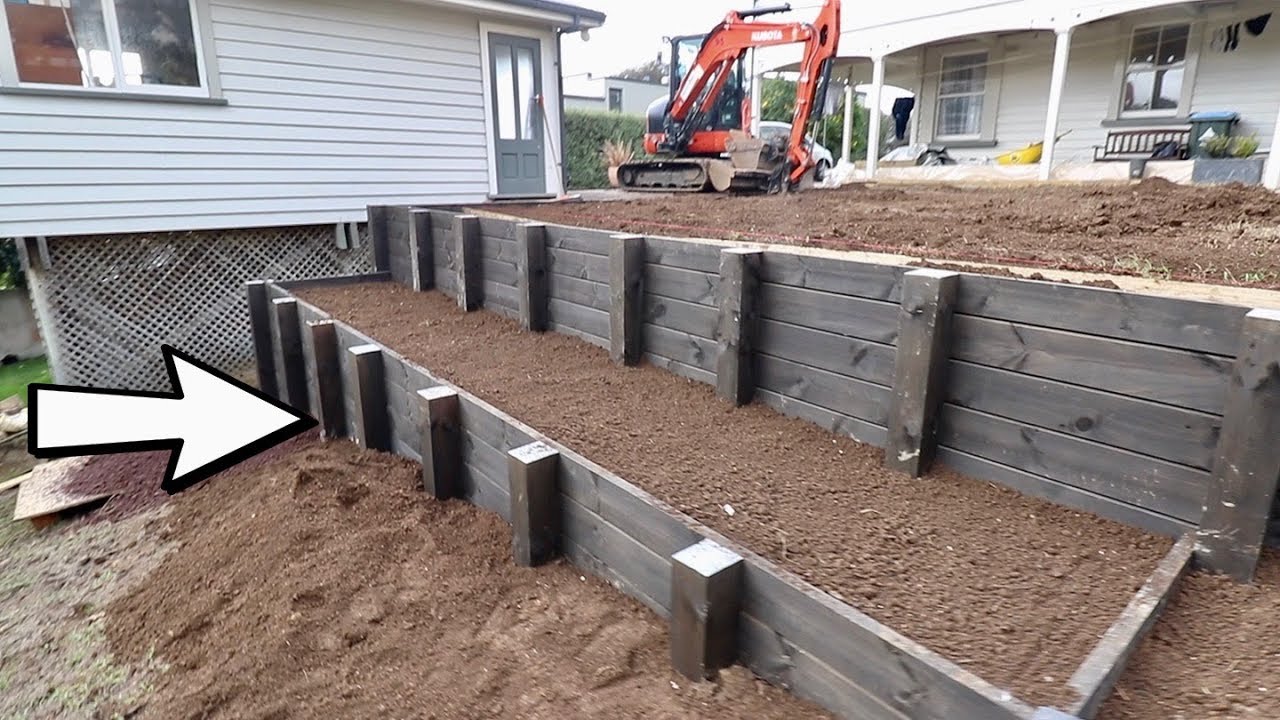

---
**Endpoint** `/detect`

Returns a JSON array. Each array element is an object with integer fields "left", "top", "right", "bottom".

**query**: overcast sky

[{"left": 559, "top": 0, "right": 953, "bottom": 95}]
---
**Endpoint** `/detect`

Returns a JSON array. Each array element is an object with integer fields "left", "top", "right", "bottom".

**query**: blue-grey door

[{"left": 489, "top": 33, "right": 546, "bottom": 196}]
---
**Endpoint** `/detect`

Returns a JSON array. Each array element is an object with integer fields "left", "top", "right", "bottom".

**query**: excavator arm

[{"left": 663, "top": 0, "right": 841, "bottom": 185}]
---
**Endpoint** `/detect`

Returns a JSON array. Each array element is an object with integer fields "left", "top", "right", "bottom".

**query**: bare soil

[
  {"left": 298, "top": 282, "right": 1172, "bottom": 708},
  {"left": 1101, "top": 550, "right": 1280, "bottom": 720},
  {"left": 499, "top": 180, "right": 1280, "bottom": 288},
  {"left": 105, "top": 437, "right": 824, "bottom": 720}
]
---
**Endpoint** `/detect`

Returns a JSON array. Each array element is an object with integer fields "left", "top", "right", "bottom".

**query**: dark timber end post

[
  {"left": 508, "top": 441, "right": 561, "bottom": 567},
  {"left": 307, "top": 320, "right": 345, "bottom": 439},
  {"left": 715, "top": 248, "right": 763, "bottom": 405},
  {"left": 454, "top": 214, "right": 482, "bottom": 311},
  {"left": 368, "top": 205, "right": 390, "bottom": 272},
  {"left": 246, "top": 281, "right": 278, "bottom": 400},
  {"left": 609, "top": 234, "right": 645, "bottom": 365},
  {"left": 1195, "top": 308, "right": 1280, "bottom": 582},
  {"left": 408, "top": 209, "right": 434, "bottom": 291},
  {"left": 885, "top": 268, "right": 960, "bottom": 477},
  {"left": 515, "top": 222, "right": 549, "bottom": 332},
  {"left": 348, "top": 344, "right": 390, "bottom": 452},
  {"left": 670, "top": 538, "right": 744, "bottom": 681},
  {"left": 271, "top": 298, "right": 308, "bottom": 414},
  {"left": 417, "top": 386, "right": 461, "bottom": 499}
]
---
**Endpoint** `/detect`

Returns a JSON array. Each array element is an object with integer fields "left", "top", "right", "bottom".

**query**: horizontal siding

[
  {"left": 0, "top": 0, "right": 518, "bottom": 237},
  {"left": 912, "top": 4, "right": 1280, "bottom": 163}
]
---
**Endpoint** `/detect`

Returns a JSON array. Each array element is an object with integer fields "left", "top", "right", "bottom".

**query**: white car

[{"left": 758, "top": 120, "right": 836, "bottom": 181}]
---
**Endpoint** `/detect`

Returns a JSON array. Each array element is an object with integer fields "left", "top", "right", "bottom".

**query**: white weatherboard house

[
  {"left": 0, "top": 0, "right": 604, "bottom": 389},
  {"left": 823, "top": 0, "right": 1280, "bottom": 187}
]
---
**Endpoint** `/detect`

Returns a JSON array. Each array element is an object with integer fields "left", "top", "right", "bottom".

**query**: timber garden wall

[
  {"left": 369, "top": 203, "right": 1280, "bottom": 568},
  {"left": 244, "top": 203, "right": 1280, "bottom": 719}
]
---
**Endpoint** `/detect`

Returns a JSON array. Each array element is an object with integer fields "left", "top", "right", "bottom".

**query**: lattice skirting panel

[{"left": 25, "top": 224, "right": 373, "bottom": 391}]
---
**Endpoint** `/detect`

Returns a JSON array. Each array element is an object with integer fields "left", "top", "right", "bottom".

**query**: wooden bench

[{"left": 1094, "top": 128, "right": 1190, "bottom": 161}]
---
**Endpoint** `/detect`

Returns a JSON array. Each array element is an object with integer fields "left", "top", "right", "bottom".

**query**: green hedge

[{"left": 564, "top": 109, "right": 646, "bottom": 190}]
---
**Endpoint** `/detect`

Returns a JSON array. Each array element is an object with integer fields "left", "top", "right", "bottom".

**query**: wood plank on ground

[
  {"left": 956, "top": 274, "right": 1248, "bottom": 356},
  {"left": 947, "top": 360, "right": 1221, "bottom": 471},
  {"left": 938, "top": 403, "right": 1210, "bottom": 522},
  {"left": 759, "top": 282, "right": 899, "bottom": 345},
  {"left": 13, "top": 458, "right": 104, "bottom": 523},
  {"left": 952, "top": 315, "right": 1232, "bottom": 414}
]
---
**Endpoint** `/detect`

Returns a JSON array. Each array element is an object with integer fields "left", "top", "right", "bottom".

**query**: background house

[
  {"left": 565, "top": 76, "right": 666, "bottom": 114},
  {"left": 819, "top": 0, "right": 1280, "bottom": 185},
  {"left": 0, "top": 0, "right": 604, "bottom": 389}
]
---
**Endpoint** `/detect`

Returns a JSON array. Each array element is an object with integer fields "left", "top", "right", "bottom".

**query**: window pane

[
  {"left": 5, "top": 0, "right": 114, "bottom": 86},
  {"left": 1153, "top": 67, "right": 1182, "bottom": 109},
  {"left": 494, "top": 47, "right": 516, "bottom": 140},
  {"left": 114, "top": 0, "right": 200, "bottom": 86},
  {"left": 939, "top": 53, "right": 986, "bottom": 95},
  {"left": 1122, "top": 70, "right": 1154, "bottom": 112},
  {"left": 1158, "top": 24, "right": 1189, "bottom": 65},
  {"left": 1129, "top": 28, "right": 1160, "bottom": 66},
  {"left": 516, "top": 46, "right": 536, "bottom": 140},
  {"left": 938, "top": 94, "right": 982, "bottom": 136}
]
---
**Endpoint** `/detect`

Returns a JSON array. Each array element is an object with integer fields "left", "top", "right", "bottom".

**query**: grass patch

[{"left": 0, "top": 356, "right": 49, "bottom": 406}]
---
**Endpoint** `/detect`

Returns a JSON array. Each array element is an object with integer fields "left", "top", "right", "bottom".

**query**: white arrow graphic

[{"left": 28, "top": 345, "right": 316, "bottom": 494}]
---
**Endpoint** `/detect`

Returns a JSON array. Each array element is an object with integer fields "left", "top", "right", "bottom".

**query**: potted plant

[
  {"left": 601, "top": 138, "right": 634, "bottom": 188},
  {"left": 1193, "top": 133, "right": 1266, "bottom": 185}
]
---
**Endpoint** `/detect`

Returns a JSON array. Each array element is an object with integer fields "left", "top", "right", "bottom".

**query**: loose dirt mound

[
  {"left": 107, "top": 438, "right": 823, "bottom": 719},
  {"left": 1101, "top": 550, "right": 1280, "bottom": 720},
  {"left": 62, "top": 431, "right": 318, "bottom": 522},
  {"left": 503, "top": 182, "right": 1280, "bottom": 287},
  {"left": 300, "top": 283, "right": 1171, "bottom": 708}
]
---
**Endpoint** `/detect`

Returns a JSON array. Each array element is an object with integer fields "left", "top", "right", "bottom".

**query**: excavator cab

[{"left": 644, "top": 35, "right": 747, "bottom": 153}]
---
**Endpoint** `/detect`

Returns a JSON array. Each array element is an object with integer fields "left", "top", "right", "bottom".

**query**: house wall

[
  {"left": 905, "top": 1, "right": 1280, "bottom": 163},
  {"left": 605, "top": 78, "right": 666, "bottom": 116},
  {"left": 0, "top": 0, "right": 568, "bottom": 238}
]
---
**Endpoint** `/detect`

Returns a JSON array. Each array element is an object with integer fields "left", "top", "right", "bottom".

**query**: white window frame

[
  {"left": 1117, "top": 22, "right": 1192, "bottom": 119},
  {"left": 935, "top": 50, "right": 989, "bottom": 141},
  {"left": 1107, "top": 17, "right": 1200, "bottom": 122},
  {"left": 0, "top": 0, "right": 218, "bottom": 99}
]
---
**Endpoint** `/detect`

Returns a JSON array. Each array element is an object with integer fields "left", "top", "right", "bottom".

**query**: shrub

[
  {"left": 0, "top": 240, "right": 24, "bottom": 290},
  {"left": 1231, "top": 134, "right": 1260, "bottom": 158},
  {"left": 1202, "top": 134, "right": 1234, "bottom": 158},
  {"left": 565, "top": 109, "right": 646, "bottom": 190}
]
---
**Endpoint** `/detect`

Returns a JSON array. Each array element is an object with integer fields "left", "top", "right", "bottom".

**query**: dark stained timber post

[
  {"left": 454, "top": 214, "right": 482, "bottom": 311},
  {"left": 516, "top": 222, "right": 549, "bottom": 332},
  {"left": 1195, "top": 308, "right": 1280, "bottom": 582},
  {"left": 417, "top": 386, "right": 461, "bottom": 499},
  {"left": 409, "top": 209, "right": 434, "bottom": 291},
  {"left": 885, "top": 269, "right": 960, "bottom": 476},
  {"left": 348, "top": 344, "right": 390, "bottom": 452},
  {"left": 508, "top": 441, "right": 561, "bottom": 567},
  {"left": 670, "top": 538, "right": 744, "bottom": 681},
  {"left": 271, "top": 298, "right": 308, "bottom": 414},
  {"left": 715, "top": 248, "right": 763, "bottom": 405},
  {"left": 609, "top": 234, "right": 645, "bottom": 365},
  {"left": 368, "top": 205, "right": 390, "bottom": 272},
  {"left": 246, "top": 281, "right": 278, "bottom": 400},
  {"left": 307, "top": 320, "right": 345, "bottom": 439}
]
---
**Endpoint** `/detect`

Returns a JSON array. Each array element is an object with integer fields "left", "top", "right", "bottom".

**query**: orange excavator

[{"left": 617, "top": 0, "right": 841, "bottom": 194}]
